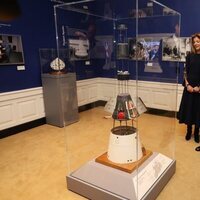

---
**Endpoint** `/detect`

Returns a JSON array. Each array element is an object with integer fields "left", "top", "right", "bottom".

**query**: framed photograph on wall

[
  {"left": 128, "top": 33, "right": 172, "bottom": 73},
  {"left": 62, "top": 26, "right": 90, "bottom": 61},
  {"left": 90, "top": 35, "right": 113, "bottom": 59},
  {"left": 68, "top": 38, "right": 89, "bottom": 60},
  {"left": 0, "top": 34, "right": 24, "bottom": 65},
  {"left": 128, "top": 37, "right": 148, "bottom": 60},
  {"left": 162, "top": 36, "right": 191, "bottom": 62},
  {"left": 90, "top": 35, "right": 115, "bottom": 69},
  {"left": 128, "top": 34, "right": 172, "bottom": 61}
]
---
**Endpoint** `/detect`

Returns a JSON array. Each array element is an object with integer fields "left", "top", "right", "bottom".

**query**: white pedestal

[
  {"left": 67, "top": 152, "right": 176, "bottom": 200},
  {"left": 107, "top": 131, "right": 143, "bottom": 164}
]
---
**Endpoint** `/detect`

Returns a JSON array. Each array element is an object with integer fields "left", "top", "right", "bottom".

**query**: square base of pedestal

[
  {"left": 95, "top": 150, "right": 152, "bottom": 173},
  {"left": 67, "top": 152, "right": 176, "bottom": 200}
]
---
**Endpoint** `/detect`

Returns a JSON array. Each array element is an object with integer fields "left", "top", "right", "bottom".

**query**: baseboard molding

[
  {"left": 1, "top": 79, "right": 182, "bottom": 132},
  {"left": 0, "top": 101, "right": 176, "bottom": 139},
  {"left": 0, "top": 118, "right": 46, "bottom": 139},
  {"left": 78, "top": 100, "right": 106, "bottom": 112},
  {"left": 0, "top": 101, "right": 106, "bottom": 139},
  {"left": 146, "top": 108, "right": 176, "bottom": 118}
]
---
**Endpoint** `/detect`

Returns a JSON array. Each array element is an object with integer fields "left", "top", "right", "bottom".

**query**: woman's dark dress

[{"left": 177, "top": 53, "right": 200, "bottom": 126}]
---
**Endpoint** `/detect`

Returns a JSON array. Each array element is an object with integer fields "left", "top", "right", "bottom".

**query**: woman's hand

[
  {"left": 187, "top": 85, "right": 194, "bottom": 93},
  {"left": 193, "top": 86, "right": 200, "bottom": 93}
]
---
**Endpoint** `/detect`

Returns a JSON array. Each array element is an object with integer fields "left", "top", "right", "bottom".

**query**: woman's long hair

[{"left": 191, "top": 33, "right": 200, "bottom": 53}]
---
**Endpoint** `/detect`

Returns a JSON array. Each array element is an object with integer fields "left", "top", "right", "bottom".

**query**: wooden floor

[{"left": 0, "top": 107, "right": 200, "bottom": 200}]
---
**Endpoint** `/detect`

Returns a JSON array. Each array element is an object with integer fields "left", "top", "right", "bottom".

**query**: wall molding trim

[
  {"left": 0, "top": 87, "right": 45, "bottom": 131},
  {"left": 0, "top": 78, "right": 183, "bottom": 132}
]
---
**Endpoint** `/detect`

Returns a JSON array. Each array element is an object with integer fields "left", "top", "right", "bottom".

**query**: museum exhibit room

[{"left": 1, "top": 0, "right": 200, "bottom": 200}]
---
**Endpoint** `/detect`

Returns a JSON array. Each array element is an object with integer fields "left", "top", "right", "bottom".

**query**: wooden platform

[{"left": 95, "top": 149, "right": 153, "bottom": 173}]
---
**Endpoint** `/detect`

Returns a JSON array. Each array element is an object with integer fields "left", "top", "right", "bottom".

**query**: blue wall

[
  {"left": 160, "top": 0, "right": 200, "bottom": 36},
  {"left": 0, "top": 0, "right": 200, "bottom": 92},
  {"left": 0, "top": 0, "right": 56, "bottom": 92}
]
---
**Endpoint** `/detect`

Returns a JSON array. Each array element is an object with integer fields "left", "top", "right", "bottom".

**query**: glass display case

[
  {"left": 53, "top": 0, "right": 181, "bottom": 199},
  {"left": 39, "top": 48, "right": 69, "bottom": 74},
  {"left": 39, "top": 48, "right": 79, "bottom": 127}
]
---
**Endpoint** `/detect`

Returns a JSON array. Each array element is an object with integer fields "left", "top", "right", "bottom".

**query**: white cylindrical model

[{"left": 107, "top": 126, "right": 143, "bottom": 164}]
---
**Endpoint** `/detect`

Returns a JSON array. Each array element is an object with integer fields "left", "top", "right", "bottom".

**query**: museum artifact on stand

[
  {"left": 39, "top": 49, "right": 79, "bottom": 127},
  {"left": 52, "top": 0, "right": 179, "bottom": 199},
  {"left": 96, "top": 68, "right": 152, "bottom": 173}
]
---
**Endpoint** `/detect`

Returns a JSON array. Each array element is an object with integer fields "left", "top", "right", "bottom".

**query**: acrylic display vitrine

[
  {"left": 54, "top": 0, "right": 181, "bottom": 199},
  {"left": 40, "top": 49, "right": 79, "bottom": 127}
]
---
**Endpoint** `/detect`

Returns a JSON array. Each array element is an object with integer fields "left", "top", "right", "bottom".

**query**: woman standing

[{"left": 177, "top": 33, "right": 200, "bottom": 143}]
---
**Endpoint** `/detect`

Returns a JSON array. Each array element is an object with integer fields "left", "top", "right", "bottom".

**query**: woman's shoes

[
  {"left": 185, "top": 125, "right": 192, "bottom": 140},
  {"left": 194, "top": 127, "right": 199, "bottom": 143},
  {"left": 185, "top": 125, "right": 199, "bottom": 142},
  {"left": 195, "top": 146, "right": 200, "bottom": 151},
  {"left": 185, "top": 132, "right": 192, "bottom": 140},
  {"left": 194, "top": 133, "right": 199, "bottom": 143}
]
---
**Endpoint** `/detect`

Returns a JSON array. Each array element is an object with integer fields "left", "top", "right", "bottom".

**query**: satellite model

[
  {"left": 107, "top": 70, "right": 143, "bottom": 164},
  {"left": 101, "top": 24, "right": 148, "bottom": 166}
]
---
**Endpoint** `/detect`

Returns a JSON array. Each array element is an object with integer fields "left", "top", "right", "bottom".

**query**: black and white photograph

[
  {"left": 129, "top": 37, "right": 161, "bottom": 61},
  {"left": 162, "top": 36, "right": 191, "bottom": 62},
  {"left": 89, "top": 35, "right": 115, "bottom": 69},
  {"left": 0, "top": 34, "right": 24, "bottom": 65},
  {"left": 68, "top": 38, "right": 90, "bottom": 61},
  {"left": 62, "top": 26, "right": 90, "bottom": 61},
  {"left": 90, "top": 35, "right": 113, "bottom": 60}
]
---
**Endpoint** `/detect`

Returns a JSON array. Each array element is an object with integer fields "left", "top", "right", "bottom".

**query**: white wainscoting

[
  {"left": 76, "top": 78, "right": 99, "bottom": 106},
  {"left": 96, "top": 78, "right": 183, "bottom": 111},
  {"left": 0, "top": 78, "right": 184, "bottom": 131},
  {"left": 0, "top": 87, "right": 45, "bottom": 131}
]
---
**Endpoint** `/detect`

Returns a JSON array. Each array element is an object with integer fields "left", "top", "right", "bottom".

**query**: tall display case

[
  {"left": 54, "top": 0, "right": 181, "bottom": 199},
  {"left": 40, "top": 49, "right": 79, "bottom": 127}
]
